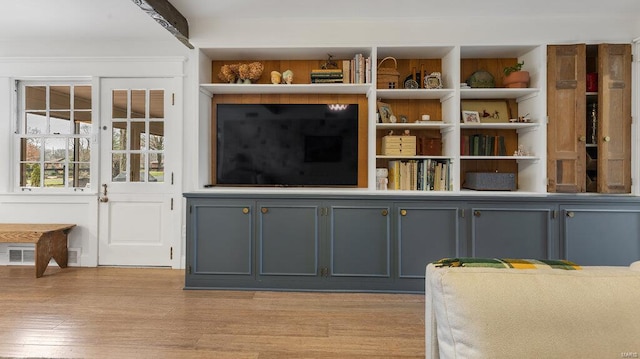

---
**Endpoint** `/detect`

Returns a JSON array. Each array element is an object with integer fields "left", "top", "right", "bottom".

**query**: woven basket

[{"left": 377, "top": 57, "right": 400, "bottom": 89}]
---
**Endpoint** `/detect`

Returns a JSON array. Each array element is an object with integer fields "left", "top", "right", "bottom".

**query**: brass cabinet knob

[
  {"left": 603, "top": 136, "right": 611, "bottom": 142},
  {"left": 400, "top": 209, "right": 407, "bottom": 216},
  {"left": 566, "top": 211, "right": 575, "bottom": 218},
  {"left": 381, "top": 209, "right": 388, "bottom": 216},
  {"left": 578, "top": 135, "right": 587, "bottom": 142},
  {"left": 473, "top": 210, "right": 481, "bottom": 217},
  {"left": 242, "top": 207, "right": 250, "bottom": 214},
  {"left": 261, "top": 207, "right": 268, "bottom": 214}
]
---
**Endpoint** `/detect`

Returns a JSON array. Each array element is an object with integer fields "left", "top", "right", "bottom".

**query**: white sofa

[{"left": 426, "top": 260, "right": 640, "bottom": 359}]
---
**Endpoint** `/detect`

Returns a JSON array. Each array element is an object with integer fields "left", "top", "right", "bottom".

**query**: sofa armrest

[{"left": 426, "top": 263, "right": 640, "bottom": 359}]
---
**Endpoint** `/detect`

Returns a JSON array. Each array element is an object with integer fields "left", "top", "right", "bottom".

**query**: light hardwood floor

[{"left": 0, "top": 266, "right": 425, "bottom": 358}]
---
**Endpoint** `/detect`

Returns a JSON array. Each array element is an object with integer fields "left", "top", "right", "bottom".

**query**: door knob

[
  {"left": 566, "top": 211, "right": 575, "bottom": 218},
  {"left": 400, "top": 209, "right": 407, "bottom": 216},
  {"left": 603, "top": 136, "right": 611, "bottom": 142},
  {"left": 578, "top": 135, "right": 586, "bottom": 142},
  {"left": 99, "top": 196, "right": 109, "bottom": 203}
]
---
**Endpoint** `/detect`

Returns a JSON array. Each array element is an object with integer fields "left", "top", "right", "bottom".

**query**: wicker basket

[{"left": 377, "top": 57, "right": 400, "bottom": 89}]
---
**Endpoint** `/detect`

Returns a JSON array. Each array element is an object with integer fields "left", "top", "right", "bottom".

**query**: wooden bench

[{"left": 0, "top": 223, "right": 76, "bottom": 278}]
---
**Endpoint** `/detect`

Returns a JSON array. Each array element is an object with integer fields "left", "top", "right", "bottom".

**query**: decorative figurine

[
  {"left": 271, "top": 71, "right": 282, "bottom": 84},
  {"left": 282, "top": 70, "right": 294, "bottom": 84}
]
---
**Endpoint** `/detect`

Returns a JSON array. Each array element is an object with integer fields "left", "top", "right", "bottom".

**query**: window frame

[{"left": 13, "top": 79, "right": 96, "bottom": 193}]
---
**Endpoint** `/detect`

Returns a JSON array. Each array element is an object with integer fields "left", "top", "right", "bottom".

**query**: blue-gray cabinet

[
  {"left": 186, "top": 199, "right": 255, "bottom": 289},
  {"left": 467, "top": 204, "right": 557, "bottom": 259},
  {"left": 561, "top": 205, "right": 640, "bottom": 266},
  {"left": 257, "top": 201, "right": 320, "bottom": 277},
  {"left": 395, "top": 204, "right": 461, "bottom": 278},
  {"left": 184, "top": 193, "right": 640, "bottom": 292}
]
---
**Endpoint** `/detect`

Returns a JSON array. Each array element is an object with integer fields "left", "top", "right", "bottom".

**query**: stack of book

[
  {"left": 461, "top": 134, "right": 507, "bottom": 156},
  {"left": 310, "top": 69, "right": 344, "bottom": 83},
  {"left": 387, "top": 159, "right": 452, "bottom": 191}
]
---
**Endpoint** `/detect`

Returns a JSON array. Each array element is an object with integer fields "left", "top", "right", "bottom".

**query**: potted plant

[{"left": 503, "top": 61, "right": 530, "bottom": 88}]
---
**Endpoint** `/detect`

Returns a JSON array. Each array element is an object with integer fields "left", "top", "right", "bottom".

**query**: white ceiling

[{"left": 1, "top": 0, "right": 640, "bottom": 44}]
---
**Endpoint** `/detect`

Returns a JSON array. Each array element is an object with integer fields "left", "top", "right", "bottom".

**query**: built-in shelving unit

[{"left": 198, "top": 44, "right": 547, "bottom": 194}]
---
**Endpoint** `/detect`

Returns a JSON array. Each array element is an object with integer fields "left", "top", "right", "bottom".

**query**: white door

[{"left": 98, "top": 78, "right": 179, "bottom": 266}]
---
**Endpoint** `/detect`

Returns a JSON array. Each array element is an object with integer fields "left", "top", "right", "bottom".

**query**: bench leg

[{"left": 35, "top": 231, "right": 68, "bottom": 278}]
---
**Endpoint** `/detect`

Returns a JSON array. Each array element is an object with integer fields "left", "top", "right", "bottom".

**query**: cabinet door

[
  {"left": 469, "top": 205, "right": 556, "bottom": 259},
  {"left": 257, "top": 202, "right": 320, "bottom": 276},
  {"left": 397, "top": 205, "right": 460, "bottom": 278},
  {"left": 562, "top": 207, "right": 640, "bottom": 266},
  {"left": 598, "top": 43, "right": 632, "bottom": 193},
  {"left": 329, "top": 203, "right": 391, "bottom": 277},
  {"left": 547, "top": 44, "right": 586, "bottom": 193},
  {"left": 190, "top": 202, "right": 253, "bottom": 275}
]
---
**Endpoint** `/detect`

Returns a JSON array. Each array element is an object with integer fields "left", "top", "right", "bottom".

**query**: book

[{"left": 342, "top": 60, "right": 350, "bottom": 84}]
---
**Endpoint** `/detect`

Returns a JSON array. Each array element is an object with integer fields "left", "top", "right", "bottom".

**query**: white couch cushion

[{"left": 426, "top": 264, "right": 640, "bottom": 359}]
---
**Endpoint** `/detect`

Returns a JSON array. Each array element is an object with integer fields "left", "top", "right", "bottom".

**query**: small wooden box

[
  {"left": 418, "top": 137, "right": 442, "bottom": 156},
  {"left": 382, "top": 135, "right": 416, "bottom": 156}
]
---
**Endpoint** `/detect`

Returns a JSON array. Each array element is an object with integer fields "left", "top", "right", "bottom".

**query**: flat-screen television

[{"left": 216, "top": 104, "right": 359, "bottom": 187}]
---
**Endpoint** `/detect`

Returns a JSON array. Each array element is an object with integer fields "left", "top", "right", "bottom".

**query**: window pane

[
  {"left": 43, "top": 163, "right": 65, "bottom": 188},
  {"left": 112, "top": 122, "right": 127, "bottom": 150},
  {"left": 74, "top": 86, "right": 92, "bottom": 110},
  {"left": 75, "top": 111, "right": 92, "bottom": 134},
  {"left": 131, "top": 122, "right": 146, "bottom": 150},
  {"left": 20, "top": 163, "right": 41, "bottom": 187},
  {"left": 150, "top": 90, "right": 164, "bottom": 118},
  {"left": 21, "top": 138, "right": 41, "bottom": 161},
  {"left": 25, "top": 86, "right": 46, "bottom": 111},
  {"left": 68, "top": 163, "right": 90, "bottom": 188},
  {"left": 69, "top": 138, "right": 90, "bottom": 162},
  {"left": 50, "top": 111, "right": 71, "bottom": 134},
  {"left": 149, "top": 153, "right": 164, "bottom": 183},
  {"left": 112, "top": 90, "right": 127, "bottom": 119},
  {"left": 130, "top": 153, "right": 146, "bottom": 182},
  {"left": 50, "top": 86, "right": 70, "bottom": 110},
  {"left": 44, "top": 138, "right": 66, "bottom": 161},
  {"left": 149, "top": 122, "right": 164, "bottom": 150},
  {"left": 25, "top": 112, "right": 46, "bottom": 134},
  {"left": 112, "top": 153, "right": 126, "bottom": 181},
  {"left": 131, "top": 90, "right": 146, "bottom": 119}
]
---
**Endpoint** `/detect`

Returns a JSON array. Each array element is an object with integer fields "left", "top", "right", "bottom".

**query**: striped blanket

[{"left": 433, "top": 257, "right": 581, "bottom": 270}]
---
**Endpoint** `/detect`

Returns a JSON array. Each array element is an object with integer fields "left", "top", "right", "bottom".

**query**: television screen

[{"left": 216, "top": 104, "right": 359, "bottom": 186}]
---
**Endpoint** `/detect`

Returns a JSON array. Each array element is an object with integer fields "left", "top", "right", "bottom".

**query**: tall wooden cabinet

[{"left": 547, "top": 43, "right": 631, "bottom": 193}]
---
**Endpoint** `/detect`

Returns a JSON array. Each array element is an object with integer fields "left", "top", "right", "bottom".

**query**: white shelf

[
  {"left": 460, "top": 88, "right": 539, "bottom": 100},
  {"left": 376, "top": 122, "right": 453, "bottom": 130},
  {"left": 460, "top": 122, "right": 539, "bottom": 130},
  {"left": 200, "top": 83, "right": 371, "bottom": 96},
  {"left": 376, "top": 89, "right": 455, "bottom": 101},
  {"left": 461, "top": 156, "right": 538, "bottom": 160},
  {"left": 376, "top": 155, "right": 453, "bottom": 160}
]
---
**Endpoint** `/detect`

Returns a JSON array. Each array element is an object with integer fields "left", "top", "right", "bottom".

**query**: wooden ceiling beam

[{"left": 132, "top": 0, "right": 194, "bottom": 49}]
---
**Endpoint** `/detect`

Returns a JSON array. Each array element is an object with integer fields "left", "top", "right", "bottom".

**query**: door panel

[
  {"left": 99, "top": 78, "right": 178, "bottom": 266},
  {"left": 598, "top": 43, "right": 631, "bottom": 193},
  {"left": 547, "top": 44, "right": 586, "bottom": 193},
  {"left": 330, "top": 204, "right": 391, "bottom": 277},
  {"left": 258, "top": 202, "right": 320, "bottom": 276}
]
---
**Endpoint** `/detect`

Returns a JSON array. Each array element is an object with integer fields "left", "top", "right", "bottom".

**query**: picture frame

[
  {"left": 425, "top": 72, "right": 443, "bottom": 89},
  {"left": 377, "top": 101, "right": 394, "bottom": 123},
  {"left": 462, "top": 110, "right": 480, "bottom": 123},
  {"left": 460, "top": 99, "right": 511, "bottom": 123}
]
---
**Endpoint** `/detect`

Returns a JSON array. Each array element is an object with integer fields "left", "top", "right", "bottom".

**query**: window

[
  {"left": 109, "top": 88, "right": 165, "bottom": 183},
  {"left": 17, "top": 82, "right": 92, "bottom": 190}
]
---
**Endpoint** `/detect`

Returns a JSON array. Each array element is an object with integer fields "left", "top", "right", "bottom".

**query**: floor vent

[
  {"left": 7, "top": 247, "right": 80, "bottom": 265},
  {"left": 8, "top": 247, "right": 35, "bottom": 265}
]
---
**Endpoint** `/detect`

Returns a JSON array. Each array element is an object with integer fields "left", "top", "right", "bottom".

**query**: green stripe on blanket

[{"left": 433, "top": 257, "right": 581, "bottom": 270}]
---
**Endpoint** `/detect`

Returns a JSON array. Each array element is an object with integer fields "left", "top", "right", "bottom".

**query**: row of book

[
  {"left": 388, "top": 159, "right": 452, "bottom": 191},
  {"left": 461, "top": 134, "right": 507, "bottom": 156},
  {"left": 310, "top": 53, "right": 371, "bottom": 84}
]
